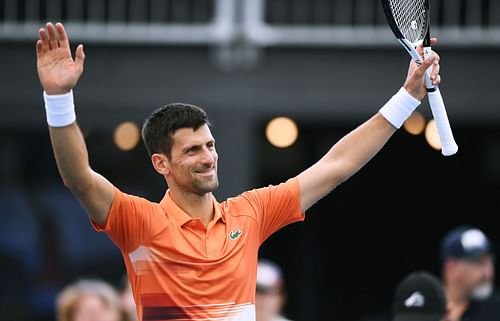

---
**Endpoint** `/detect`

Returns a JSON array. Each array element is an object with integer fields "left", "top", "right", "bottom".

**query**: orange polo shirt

[{"left": 92, "top": 178, "right": 304, "bottom": 321}]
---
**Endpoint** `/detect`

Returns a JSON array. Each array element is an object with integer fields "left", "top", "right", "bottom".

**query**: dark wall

[{"left": 2, "top": 42, "right": 500, "bottom": 127}]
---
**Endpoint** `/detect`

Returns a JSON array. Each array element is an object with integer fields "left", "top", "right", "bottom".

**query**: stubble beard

[{"left": 192, "top": 170, "right": 219, "bottom": 195}]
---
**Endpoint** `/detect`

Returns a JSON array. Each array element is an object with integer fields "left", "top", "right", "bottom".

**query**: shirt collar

[{"left": 160, "top": 190, "right": 226, "bottom": 226}]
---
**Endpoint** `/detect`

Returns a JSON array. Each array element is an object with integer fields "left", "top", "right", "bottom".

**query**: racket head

[{"left": 381, "top": 0, "right": 430, "bottom": 45}]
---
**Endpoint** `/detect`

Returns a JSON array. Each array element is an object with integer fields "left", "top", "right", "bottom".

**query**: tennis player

[{"left": 36, "top": 22, "right": 441, "bottom": 321}]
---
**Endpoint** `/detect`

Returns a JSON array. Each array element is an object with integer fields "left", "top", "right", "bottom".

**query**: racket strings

[{"left": 389, "top": 0, "right": 428, "bottom": 43}]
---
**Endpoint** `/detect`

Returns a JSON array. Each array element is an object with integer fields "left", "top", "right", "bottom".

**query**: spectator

[
  {"left": 56, "top": 279, "right": 126, "bottom": 321},
  {"left": 392, "top": 271, "right": 448, "bottom": 321},
  {"left": 255, "top": 259, "right": 294, "bottom": 321},
  {"left": 120, "top": 276, "right": 138, "bottom": 321},
  {"left": 440, "top": 226, "right": 500, "bottom": 321}
]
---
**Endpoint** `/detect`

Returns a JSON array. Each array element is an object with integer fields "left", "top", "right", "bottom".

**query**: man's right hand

[{"left": 36, "top": 22, "right": 85, "bottom": 95}]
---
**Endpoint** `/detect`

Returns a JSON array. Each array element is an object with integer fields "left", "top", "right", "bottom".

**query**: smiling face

[{"left": 164, "top": 124, "right": 219, "bottom": 195}]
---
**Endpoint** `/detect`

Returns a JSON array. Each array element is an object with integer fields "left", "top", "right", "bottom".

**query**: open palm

[{"left": 36, "top": 22, "right": 85, "bottom": 95}]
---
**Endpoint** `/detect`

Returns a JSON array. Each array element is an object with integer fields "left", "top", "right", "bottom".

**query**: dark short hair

[{"left": 141, "top": 103, "right": 210, "bottom": 159}]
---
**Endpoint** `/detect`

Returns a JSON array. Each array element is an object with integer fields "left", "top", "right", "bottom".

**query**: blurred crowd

[{"left": 44, "top": 225, "right": 498, "bottom": 321}]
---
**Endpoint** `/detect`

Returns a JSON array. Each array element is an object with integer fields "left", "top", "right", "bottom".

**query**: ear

[{"left": 151, "top": 153, "right": 170, "bottom": 175}]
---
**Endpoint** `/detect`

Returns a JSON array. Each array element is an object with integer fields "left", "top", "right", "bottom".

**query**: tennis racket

[{"left": 381, "top": 0, "right": 458, "bottom": 156}]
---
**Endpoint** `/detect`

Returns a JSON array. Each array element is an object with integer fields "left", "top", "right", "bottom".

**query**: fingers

[
  {"left": 430, "top": 55, "right": 441, "bottom": 85},
  {"left": 75, "top": 44, "right": 86, "bottom": 71},
  {"left": 410, "top": 51, "right": 441, "bottom": 90},
  {"left": 38, "top": 28, "right": 50, "bottom": 52},
  {"left": 416, "top": 37, "right": 438, "bottom": 57},
  {"left": 37, "top": 22, "right": 71, "bottom": 56},
  {"left": 416, "top": 51, "right": 438, "bottom": 75},
  {"left": 46, "top": 22, "right": 59, "bottom": 49},
  {"left": 36, "top": 40, "right": 44, "bottom": 59},
  {"left": 55, "top": 22, "right": 70, "bottom": 49},
  {"left": 424, "top": 51, "right": 440, "bottom": 85},
  {"left": 416, "top": 37, "right": 438, "bottom": 49}
]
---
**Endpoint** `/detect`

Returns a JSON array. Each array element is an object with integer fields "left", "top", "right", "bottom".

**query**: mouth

[{"left": 194, "top": 168, "right": 216, "bottom": 177}]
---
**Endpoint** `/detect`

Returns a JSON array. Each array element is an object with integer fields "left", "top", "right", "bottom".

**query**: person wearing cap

[
  {"left": 392, "top": 271, "right": 449, "bottom": 321},
  {"left": 440, "top": 226, "right": 500, "bottom": 321},
  {"left": 255, "top": 259, "right": 294, "bottom": 321}
]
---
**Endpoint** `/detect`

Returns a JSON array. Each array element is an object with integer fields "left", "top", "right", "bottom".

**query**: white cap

[{"left": 256, "top": 259, "right": 283, "bottom": 291}]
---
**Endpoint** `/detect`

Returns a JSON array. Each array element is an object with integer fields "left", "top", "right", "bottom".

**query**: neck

[
  {"left": 169, "top": 187, "right": 214, "bottom": 226},
  {"left": 445, "top": 282, "right": 469, "bottom": 321}
]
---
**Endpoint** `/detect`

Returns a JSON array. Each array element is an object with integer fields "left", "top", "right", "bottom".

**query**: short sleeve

[
  {"left": 240, "top": 177, "right": 304, "bottom": 244},
  {"left": 91, "top": 188, "right": 156, "bottom": 253}
]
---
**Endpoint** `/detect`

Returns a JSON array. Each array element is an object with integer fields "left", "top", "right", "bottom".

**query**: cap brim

[
  {"left": 462, "top": 248, "right": 491, "bottom": 260},
  {"left": 256, "top": 285, "right": 279, "bottom": 293},
  {"left": 394, "top": 313, "right": 443, "bottom": 321}
]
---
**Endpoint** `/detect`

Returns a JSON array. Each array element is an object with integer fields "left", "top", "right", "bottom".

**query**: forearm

[
  {"left": 298, "top": 87, "right": 422, "bottom": 211},
  {"left": 48, "top": 114, "right": 116, "bottom": 226},
  {"left": 312, "top": 86, "right": 420, "bottom": 186},
  {"left": 46, "top": 97, "right": 115, "bottom": 225},
  {"left": 320, "top": 113, "right": 395, "bottom": 184},
  {"left": 49, "top": 123, "right": 93, "bottom": 193}
]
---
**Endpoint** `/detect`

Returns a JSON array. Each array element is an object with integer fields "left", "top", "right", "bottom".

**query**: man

[
  {"left": 440, "top": 226, "right": 500, "bottom": 321},
  {"left": 255, "top": 259, "right": 293, "bottom": 321},
  {"left": 392, "top": 271, "right": 448, "bottom": 321},
  {"left": 36, "top": 21, "right": 441, "bottom": 321}
]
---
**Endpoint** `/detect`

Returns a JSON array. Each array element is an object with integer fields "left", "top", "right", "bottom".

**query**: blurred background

[{"left": 0, "top": 0, "right": 499, "bottom": 320}]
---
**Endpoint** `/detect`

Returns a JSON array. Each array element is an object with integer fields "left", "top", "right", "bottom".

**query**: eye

[
  {"left": 207, "top": 141, "right": 215, "bottom": 149},
  {"left": 186, "top": 146, "right": 199, "bottom": 154}
]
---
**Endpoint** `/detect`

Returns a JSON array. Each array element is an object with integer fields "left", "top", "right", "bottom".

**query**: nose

[
  {"left": 483, "top": 260, "right": 494, "bottom": 280},
  {"left": 200, "top": 146, "right": 216, "bottom": 166}
]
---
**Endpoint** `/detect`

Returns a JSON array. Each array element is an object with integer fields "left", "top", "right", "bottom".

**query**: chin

[{"left": 193, "top": 178, "right": 219, "bottom": 194}]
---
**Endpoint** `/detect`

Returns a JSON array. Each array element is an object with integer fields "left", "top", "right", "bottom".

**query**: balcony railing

[
  {"left": 0, "top": 0, "right": 235, "bottom": 44},
  {"left": 244, "top": 0, "right": 500, "bottom": 46},
  {"left": 1, "top": 0, "right": 499, "bottom": 46}
]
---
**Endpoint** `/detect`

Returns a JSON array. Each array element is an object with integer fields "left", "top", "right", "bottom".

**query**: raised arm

[
  {"left": 298, "top": 40, "right": 441, "bottom": 212},
  {"left": 37, "top": 22, "right": 115, "bottom": 227}
]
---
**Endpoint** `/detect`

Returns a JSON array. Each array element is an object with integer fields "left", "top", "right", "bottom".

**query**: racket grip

[
  {"left": 423, "top": 47, "right": 435, "bottom": 89},
  {"left": 427, "top": 88, "right": 458, "bottom": 156}
]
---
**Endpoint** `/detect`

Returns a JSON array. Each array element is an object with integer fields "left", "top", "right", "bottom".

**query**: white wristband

[
  {"left": 43, "top": 90, "right": 76, "bottom": 127},
  {"left": 379, "top": 87, "right": 421, "bottom": 129}
]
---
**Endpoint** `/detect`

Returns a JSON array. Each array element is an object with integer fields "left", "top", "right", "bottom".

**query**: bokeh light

[
  {"left": 265, "top": 117, "right": 299, "bottom": 148},
  {"left": 403, "top": 111, "right": 426, "bottom": 135},
  {"left": 114, "top": 122, "right": 140, "bottom": 151},
  {"left": 425, "top": 119, "right": 442, "bottom": 151}
]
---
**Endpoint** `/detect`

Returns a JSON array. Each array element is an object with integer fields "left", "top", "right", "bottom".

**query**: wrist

[
  {"left": 379, "top": 87, "right": 421, "bottom": 129},
  {"left": 403, "top": 84, "right": 424, "bottom": 101},
  {"left": 43, "top": 90, "right": 76, "bottom": 127},
  {"left": 45, "top": 88, "right": 72, "bottom": 95}
]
